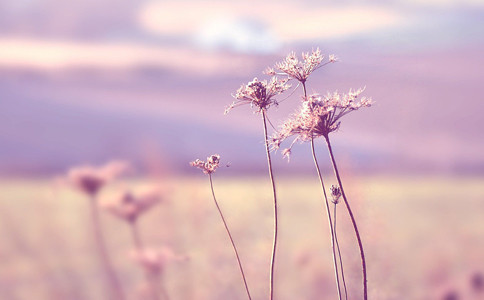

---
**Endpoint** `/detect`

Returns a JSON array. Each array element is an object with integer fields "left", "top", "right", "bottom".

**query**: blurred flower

[
  {"left": 68, "top": 161, "right": 131, "bottom": 196},
  {"left": 101, "top": 188, "right": 161, "bottom": 223},
  {"left": 225, "top": 77, "right": 290, "bottom": 114},
  {"left": 131, "top": 246, "right": 188, "bottom": 275},
  {"left": 190, "top": 154, "right": 221, "bottom": 174},
  {"left": 271, "top": 89, "right": 372, "bottom": 158},
  {"left": 271, "top": 48, "right": 335, "bottom": 83},
  {"left": 471, "top": 272, "right": 484, "bottom": 292},
  {"left": 330, "top": 185, "right": 342, "bottom": 204}
]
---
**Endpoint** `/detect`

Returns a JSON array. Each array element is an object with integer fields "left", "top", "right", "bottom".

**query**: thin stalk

[
  {"left": 333, "top": 203, "right": 348, "bottom": 300},
  {"left": 208, "top": 174, "right": 252, "bottom": 300},
  {"left": 304, "top": 80, "right": 343, "bottom": 299},
  {"left": 130, "top": 220, "right": 162, "bottom": 300},
  {"left": 324, "top": 135, "right": 368, "bottom": 300},
  {"left": 310, "top": 138, "right": 342, "bottom": 300},
  {"left": 89, "top": 197, "right": 125, "bottom": 300},
  {"left": 262, "top": 110, "right": 279, "bottom": 300}
]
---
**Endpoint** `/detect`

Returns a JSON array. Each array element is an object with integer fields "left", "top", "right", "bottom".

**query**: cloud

[
  {"left": 0, "top": 38, "right": 258, "bottom": 75},
  {"left": 138, "top": 1, "right": 404, "bottom": 52},
  {"left": 194, "top": 17, "right": 280, "bottom": 54}
]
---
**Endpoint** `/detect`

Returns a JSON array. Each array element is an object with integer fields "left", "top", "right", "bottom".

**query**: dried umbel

[
  {"left": 190, "top": 154, "right": 221, "bottom": 174},
  {"left": 268, "top": 48, "right": 336, "bottom": 83},
  {"left": 131, "top": 247, "right": 187, "bottom": 275},
  {"left": 68, "top": 161, "right": 131, "bottom": 196},
  {"left": 330, "top": 185, "right": 342, "bottom": 204},
  {"left": 272, "top": 89, "right": 372, "bottom": 158},
  {"left": 225, "top": 77, "right": 290, "bottom": 114},
  {"left": 101, "top": 188, "right": 161, "bottom": 223}
]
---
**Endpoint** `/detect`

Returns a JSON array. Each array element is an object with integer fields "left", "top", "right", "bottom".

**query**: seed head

[
  {"left": 273, "top": 48, "right": 334, "bottom": 83},
  {"left": 225, "top": 77, "right": 290, "bottom": 114},
  {"left": 330, "top": 185, "right": 342, "bottom": 204},
  {"left": 271, "top": 89, "right": 372, "bottom": 157},
  {"left": 190, "top": 154, "right": 221, "bottom": 174}
]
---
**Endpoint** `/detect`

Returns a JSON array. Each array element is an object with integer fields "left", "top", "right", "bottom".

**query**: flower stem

[
  {"left": 208, "top": 174, "right": 252, "bottom": 300},
  {"left": 333, "top": 203, "right": 348, "bottom": 300},
  {"left": 310, "top": 138, "right": 342, "bottom": 300},
  {"left": 262, "top": 111, "right": 278, "bottom": 300},
  {"left": 324, "top": 135, "right": 368, "bottom": 300},
  {"left": 130, "top": 220, "right": 162, "bottom": 300},
  {"left": 89, "top": 196, "right": 125, "bottom": 300}
]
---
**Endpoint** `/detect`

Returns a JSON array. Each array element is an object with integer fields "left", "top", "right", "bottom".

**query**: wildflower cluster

[
  {"left": 102, "top": 188, "right": 162, "bottom": 223},
  {"left": 225, "top": 77, "right": 290, "bottom": 114},
  {"left": 190, "top": 154, "right": 221, "bottom": 174},
  {"left": 267, "top": 48, "right": 336, "bottom": 83},
  {"left": 272, "top": 88, "right": 372, "bottom": 158}
]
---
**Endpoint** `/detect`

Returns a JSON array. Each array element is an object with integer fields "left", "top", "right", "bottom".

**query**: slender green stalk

[
  {"left": 130, "top": 221, "right": 163, "bottom": 300},
  {"left": 310, "top": 138, "right": 342, "bottom": 300},
  {"left": 333, "top": 203, "right": 348, "bottom": 300},
  {"left": 324, "top": 135, "right": 368, "bottom": 300},
  {"left": 262, "top": 110, "right": 279, "bottom": 300},
  {"left": 208, "top": 174, "right": 252, "bottom": 300},
  {"left": 89, "top": 197, "right": 125, "bottom": 300}
]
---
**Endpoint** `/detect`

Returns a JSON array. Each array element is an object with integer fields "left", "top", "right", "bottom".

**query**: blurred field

[{"left": 0, "top": 175, "right": 483, "bottom": 300}]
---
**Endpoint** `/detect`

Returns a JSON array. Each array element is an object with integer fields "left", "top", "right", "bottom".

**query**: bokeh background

[{"left": 1, "top": 0, "right": 484, "bottom": 299}]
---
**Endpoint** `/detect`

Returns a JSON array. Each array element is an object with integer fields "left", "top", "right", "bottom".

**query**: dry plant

[
  {"left": 271, "top": 49, "right": 372, "bottom": 299},
  {"left": 269, "top": 49, "right": 345, "bottom": 300},
  {"left": 331, "top": 185, "right": 348, "bottom": 300},
  {"left": 67, "top": 161, "right": 130, "bottom": 300},
  {"left": 225, "top": 75, "right": 290, "bottom": 300},
  {"left": 191, "top": 154, "right": 252, "bottom": 300},
  {"left": 101, "top": 187, "right": 167, "bottom": 300}
]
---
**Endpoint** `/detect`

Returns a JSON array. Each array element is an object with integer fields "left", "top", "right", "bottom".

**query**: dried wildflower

[
  {"left": 330, "top": 185, "right": 342, "bottom": 204},
  {"left": 101, "top": 188, "right": 161, "bottom": 223},
  {"left": 225, "top": 77, "right": 290, "bottom": 114},
  {"left": 281, "top": 148, "right": 291, "bottom": 161},
  {"left": 131, "top": 247, "right": 187, "bottom": 275},
  {"left": 190, "top": 154, "right": 221, "bottom": 174},
  {"left": 273, "top": 48, "right": 335, "bottom": 83},
  {"left": 68, "top": 161, "right": 131, "bottom": 196},
  {"left": 272, "top": 89, "right": 372, "bottom": 156}
]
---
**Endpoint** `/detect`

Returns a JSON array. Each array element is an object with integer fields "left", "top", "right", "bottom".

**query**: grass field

[{"left": 0, "top": 175, "right": 483, "bottom": 300}]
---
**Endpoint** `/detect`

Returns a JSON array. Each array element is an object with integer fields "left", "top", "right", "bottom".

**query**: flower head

[
  {"left": 330, "top": 185, "right": 342, "bottom": 204},
  {"left": 272, "top": 89, "right": 372, "bottom": 158},
  {"left": 225, "top": 77, "right": 290, "bottom": 114},
  {"left": 272, "top": 48, "right": 335, "bottom": 82},
  {"left": 67, "top": 161, "right": 131, "bottom": 196},
  {"left": 190, "top": 154, "right": 221, "bottom": 174},
  {"left": 101, "top": 187, "right": 162, "bottom": 222}
]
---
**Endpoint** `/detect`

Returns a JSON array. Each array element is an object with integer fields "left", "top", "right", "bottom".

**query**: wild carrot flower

[
  {"left": 191, "top": 154, "right": 252, "bottom": 300},
  {"left": 269, "top": 48, "right": 336, "bottom": 83},
  {"left": 272, "top": 90, "right": 372, "bottom": 158},
  {"left": 225, "top": 77, "right": 290, "bottom": 114},
  {"left": 66, "top": 161, "right": 130, "bottom": 300},
  {"left": 331, "top": 185, "right": 342, "bottom": 204},
  {"left": 68, "top": 161, "right": 130, "bottom": 196},
  {"left": 226, "top": 74, "right": 288, "bottom": 300},
  {"left": 190, "top": 154, "right": 221, "bottom": 174},
  {"left": 101, "top": 188, "right": 162, "bottom": 223}
]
